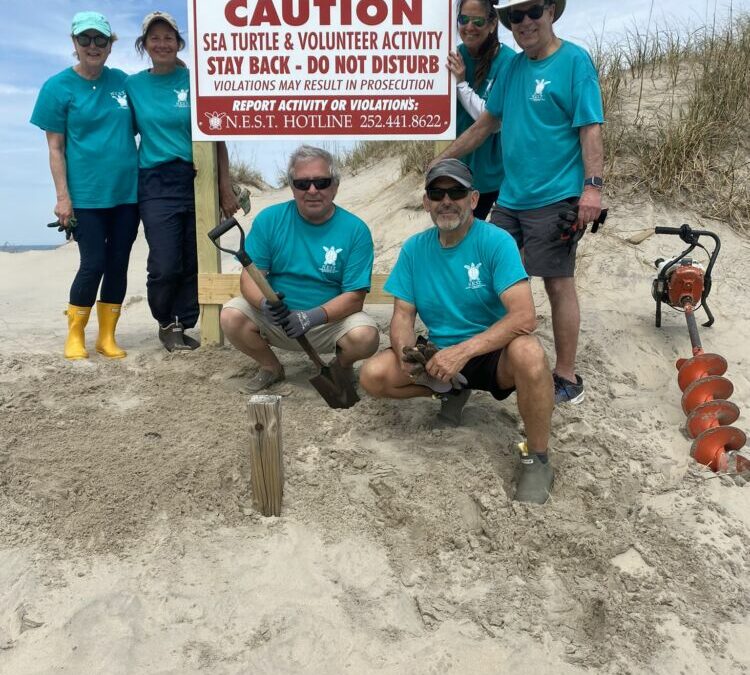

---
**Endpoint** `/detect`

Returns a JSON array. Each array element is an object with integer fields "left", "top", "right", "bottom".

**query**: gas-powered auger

[{"left": 652, "top": 224, "right": 748, "bottom": 474}]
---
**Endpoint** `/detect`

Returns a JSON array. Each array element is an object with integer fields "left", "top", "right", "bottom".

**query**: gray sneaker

[
  {"left": 242, "top": 367, "right": 285, "bottom": 394},
  {"left": 437, "top": 389, "right": 472, "bottom": 427},
  {"left": 514, "top": 448, "right": 554, "bottom": 504},
  {"left": 554, "top": 373, "right": 584, "bottom": 404}
]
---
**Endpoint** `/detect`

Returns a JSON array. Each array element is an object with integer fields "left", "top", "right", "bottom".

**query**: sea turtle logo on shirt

[
  {"left": 530, "top": 79, "right": 551, "bottom": 102},
  {"left": 110, "top": 91, "right": 129, "bottom": 109},
  {"left": 174, "top": 89, "right": 190, "bottom": 108},
  {"left": 464, "top": 262, "right": 485, "bottom": 290},
  {"left": 320, "top": 246, "right": 343, "bottom": 274}
]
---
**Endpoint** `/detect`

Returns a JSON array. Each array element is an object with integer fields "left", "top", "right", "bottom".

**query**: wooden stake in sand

[{"left": 247, "top": 395, "right": 284, "bottom": 517}]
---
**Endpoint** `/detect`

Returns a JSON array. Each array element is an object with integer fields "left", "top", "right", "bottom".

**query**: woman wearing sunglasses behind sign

[
  {"left": 447, "top": 0, "right": 514, "bottom": 220},
  {"left": 126, "top": 11, "right": 239, "bottom": 352},
  {"left": 31, "top": 12, "right": 140, "bottom": 360}
]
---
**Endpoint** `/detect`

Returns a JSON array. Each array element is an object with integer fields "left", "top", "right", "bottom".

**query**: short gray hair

[{"left": 286, "top": 145, "right": 341, "bottom": 184}]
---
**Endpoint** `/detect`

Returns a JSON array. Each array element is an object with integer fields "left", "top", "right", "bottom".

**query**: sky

[{"left": 1, "top": 0, "right": 747, "bottom": 245}]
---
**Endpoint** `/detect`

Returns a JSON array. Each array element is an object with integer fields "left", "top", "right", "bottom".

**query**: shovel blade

[{"left": 308, "top": 363, "right": 359, "bottom": 410}]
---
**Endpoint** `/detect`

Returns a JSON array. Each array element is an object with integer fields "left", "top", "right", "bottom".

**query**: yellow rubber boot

[
  {"left": 95, "top": 301, "right": 126, "bottom": 359},
  {"left": 64, "top": 304, "right": 91, "bottom": 360}
]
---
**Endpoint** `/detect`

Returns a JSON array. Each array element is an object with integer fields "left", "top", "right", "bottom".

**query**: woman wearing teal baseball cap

[
  {"left": 31, "top": 11, "right": 140, "bottom": 360},
  {"left": 126, "top": 11, "right": 239, "bottom": 352}
]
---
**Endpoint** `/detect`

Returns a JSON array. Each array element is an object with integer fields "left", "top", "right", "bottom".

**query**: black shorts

[{"left": 461, "top": 349, "right": 515, "bottom": 401}]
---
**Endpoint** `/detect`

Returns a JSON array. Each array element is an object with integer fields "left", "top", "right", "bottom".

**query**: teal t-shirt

[
  {"left": 246, "top": 201, "right": 374, "bottom": 310},
  {"left": 486, "top": 40, "right": 604, "bottom": 210},
  {"left": 30, "top": 66, "right": 137, "bottom": 208},
  {"left": 385, "top": 220, "right": 528, "bottom": 348},
  {"left": 457, "top": 43, "right": 514, "bottom": 194},
  {"left": 125, "top": 67, "right": 193, "bottom": 169}
]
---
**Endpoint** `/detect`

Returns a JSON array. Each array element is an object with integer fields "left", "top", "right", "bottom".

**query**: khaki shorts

[{"left": 223, "top": 297, "right": 378, "bottom": 354}]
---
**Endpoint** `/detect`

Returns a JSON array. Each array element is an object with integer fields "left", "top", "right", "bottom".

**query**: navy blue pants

[
  {"left": 474, "top": 190, "right": 499, "bottom": 221},
  {"left": 138, "top": 160, "right": 199, "bottom": 329},
  {"left": 69, "top": 204, "right": 140, "bottom": 307}
]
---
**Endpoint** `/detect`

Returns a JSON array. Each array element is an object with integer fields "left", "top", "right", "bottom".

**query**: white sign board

[{"left": 187, "top": 0, "right": 455, "bottom": 140}]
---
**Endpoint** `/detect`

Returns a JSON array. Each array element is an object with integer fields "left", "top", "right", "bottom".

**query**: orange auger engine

[{"left": 652, "top": 224, "right": 749, "bottom": 474}]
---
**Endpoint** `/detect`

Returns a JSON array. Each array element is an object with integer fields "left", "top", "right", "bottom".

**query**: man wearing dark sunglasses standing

[
  {"left": 360, "top": 159, "right": 555, "bottom": 504},
  {"left": 432, "top": 0, "right": 604, "bottom": 406},
  {"left": 221, "top": 145, "right": 379, "bottom": 393}
]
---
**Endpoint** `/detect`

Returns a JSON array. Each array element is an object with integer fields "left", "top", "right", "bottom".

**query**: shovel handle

[{"left": 207, "top": 217, "right": 240, "bottom": 241}]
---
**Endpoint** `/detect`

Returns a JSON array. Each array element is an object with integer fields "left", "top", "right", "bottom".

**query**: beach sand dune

[{"left": 1, "top": 160, "right": 749, "bottom": 673}]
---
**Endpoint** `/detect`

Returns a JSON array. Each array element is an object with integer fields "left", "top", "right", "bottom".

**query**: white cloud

[{"left": 0, "top": 84, "right": 38, "bottom": 96}]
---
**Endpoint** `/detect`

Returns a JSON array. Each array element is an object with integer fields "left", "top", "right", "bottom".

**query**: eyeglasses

[
  {"left": 426, "top": 187, "right": 471, "bottom": 201},
  {"left": 75, "top": 33, "right": 110, "bottom": 48},
  {"left": 458, "top": 14, "right": 489, "bottom": 28},
  {"left": 292, "top": 177, "right": 333, "bottom": 191},
  {"left": 508, "top": 3, "right": 548, "bottom": 24}
]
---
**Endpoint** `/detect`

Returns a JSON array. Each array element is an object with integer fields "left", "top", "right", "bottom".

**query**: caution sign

[{"left": 188, "top": 0, "right": 454, "bottom": 140}]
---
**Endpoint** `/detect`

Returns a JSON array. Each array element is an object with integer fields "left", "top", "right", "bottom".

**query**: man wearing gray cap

[{"left": 360, "top": 159, "right": 555, "bottom": 504}]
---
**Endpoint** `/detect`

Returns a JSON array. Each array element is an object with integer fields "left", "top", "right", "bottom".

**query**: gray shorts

[
  {"left": 490, "top": 198, "right": 579, "bottom": 277},
  {"left": 223, "top": 296, "right": 378, "bottom": 354}
]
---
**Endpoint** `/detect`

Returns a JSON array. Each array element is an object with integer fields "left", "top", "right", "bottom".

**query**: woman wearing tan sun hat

[
  {"left": 31, "top": 11, "right": 139, "bottom": 360},
  {"left": 126, "top": 11, "right": 239, "bottom": 352}
]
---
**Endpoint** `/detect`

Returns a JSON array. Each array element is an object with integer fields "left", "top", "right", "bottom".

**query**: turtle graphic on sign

[{"left": 205, "top": 111, "right": 227, "bottom": 130}]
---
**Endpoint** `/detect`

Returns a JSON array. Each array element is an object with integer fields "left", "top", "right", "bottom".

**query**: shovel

[{"left": 207, "top": 217, "right": 359, "bottom": 409}]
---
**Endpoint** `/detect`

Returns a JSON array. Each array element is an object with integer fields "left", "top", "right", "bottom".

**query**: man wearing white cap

[
  {"left": 360, "top": 159, "right": 555, "bottom": 504},
  {"left": 433, "top": 0, "right": 604, "bottom": 406}
]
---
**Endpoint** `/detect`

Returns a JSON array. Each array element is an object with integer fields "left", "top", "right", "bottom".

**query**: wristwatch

[{"left": 584, "top": 176, "right": 604, "bottom": 189}]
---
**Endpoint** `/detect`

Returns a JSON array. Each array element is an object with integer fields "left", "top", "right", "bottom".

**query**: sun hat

[
  {"left": 141, "top": 10, "right": 180, "bottom": 36},
  {"left": 425, "top": 159, "right": 474, "bottom": 189},
  {"left": 71, "top": 11, "right": 112, "bottom": 37},
  {"left": 494, "top": 0, "right": 566, "bottom": 30}
]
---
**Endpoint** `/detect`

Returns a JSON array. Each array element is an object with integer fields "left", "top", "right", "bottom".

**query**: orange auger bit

[{"left": 653, "top": 224, "right": 748, "bottom": 474}]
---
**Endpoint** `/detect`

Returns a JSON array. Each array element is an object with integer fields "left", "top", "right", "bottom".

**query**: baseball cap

[
  {"left": 71, "top": 11, "right": 112, "bottom": 37},
  {"left": 141, "top": 10, "right": 180, "bottom": 36},
  {"left": 425, "top": 159, "right": 474, "bottom": 189}
]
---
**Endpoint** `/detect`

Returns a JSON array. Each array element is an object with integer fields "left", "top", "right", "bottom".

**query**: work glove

[
  {"left": 260, "top": 292, "right": 290, "bottom": 326},
  {"left": 402, "top": 339, "right": 468, "bottom": 392},
  {"left": 47, "top": 217, "right": 77, "bottom": 241},
  {"left": 555, "top": 206, "right": 608, "bottom": 253},
  {"left": 281, "top": 306, "right": 327, "bottom": 339}
]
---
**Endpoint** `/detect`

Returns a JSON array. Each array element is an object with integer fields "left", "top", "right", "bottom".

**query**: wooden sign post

[
  {"left": 247, "top": 395, "right": 284, "bottom": 517},
  {"left": 193, "top": 141, "right": 223, "bottom": 346}
]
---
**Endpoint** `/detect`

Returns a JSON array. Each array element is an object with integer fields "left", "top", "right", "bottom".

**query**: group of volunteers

[
  {"left": 31, "top": 10, "right": 238, "bottom": 358},
  {"left": 33, "top": 0, "right": 604, "bottom": 505}
]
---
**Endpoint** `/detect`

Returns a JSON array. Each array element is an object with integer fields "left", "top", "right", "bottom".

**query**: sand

[{"left": 1, "top": 158, "right": 750, "bottom": 673}]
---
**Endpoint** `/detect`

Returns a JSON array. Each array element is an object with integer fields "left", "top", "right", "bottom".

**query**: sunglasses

[
  {"left": 292, "top": 177, "right": 333, "bottom": 191},
  {"left": 75, "top": 34, "right": 110, "bottom": 48},
  {"left": 458, "top": 14, "right": 489, "bottom": 28},
  {"left": 426, "top": 187, "right": 471, "bottom": 201},
  {"left": 508, "top": 3, "right": 548, "bottom": 24}
]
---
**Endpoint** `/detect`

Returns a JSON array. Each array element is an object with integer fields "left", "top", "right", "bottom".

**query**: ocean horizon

[{"left": 1, "top": 244, "right": 60, "bottom": 253}]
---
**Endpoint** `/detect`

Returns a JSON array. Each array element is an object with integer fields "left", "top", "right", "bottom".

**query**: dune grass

[
  {"left": 594, "top": 10, "right": 750, "bottom": 231},
  {"left": 340, "top": 140, "right": 434, "bottom": 176},
  {"left": 228, "top": 148, "right": 266, "bottom": 190}
]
